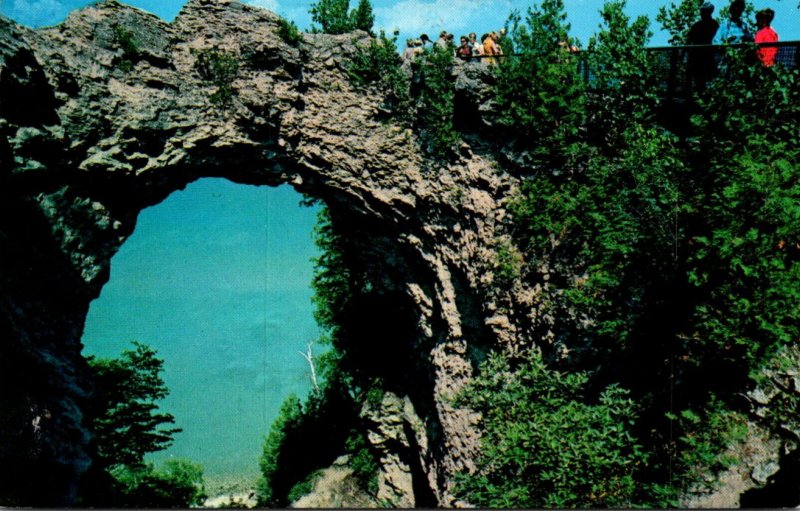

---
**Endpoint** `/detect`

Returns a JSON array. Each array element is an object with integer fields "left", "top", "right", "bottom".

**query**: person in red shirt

[{"left": 755, "top": 8, "right": 779, "bottom": 67}]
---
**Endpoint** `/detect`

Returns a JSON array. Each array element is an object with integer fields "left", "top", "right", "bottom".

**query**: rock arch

[{"left": 1, "top": 0, "right": 521, "bottom": 505}]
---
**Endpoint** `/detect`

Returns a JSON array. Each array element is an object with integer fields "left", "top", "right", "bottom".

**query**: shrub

[
  {"left": 410, "top": 44, "right": 460, "bottom": 158},
  {"left": 491, "top": 0, "right": 585, "bottom": 159},
  {"left": 277, "top": 18, "right": 303, "bottom": 47},
  {"left": 347, "top": 30, "right": 411, "bottom": 120},
  {"left": 112, "top": 25, "right": 141, "bottom": 72},
  {"left": 193, "top": 47, "right": 240, "bottom": 105},
  {"left": 112, "top": 459, "right": 207, "bottom": 508},
  {"left": 456, "top": 350, "right": 662, "bottom": 508}
]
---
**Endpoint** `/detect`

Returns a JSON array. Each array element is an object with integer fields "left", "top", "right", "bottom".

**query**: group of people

[
  {"left": 402, "top": 30, "right": 508, "bottom": 65},
  {"left": 688, "top": 0, "right": 780, "bottom": 66}
]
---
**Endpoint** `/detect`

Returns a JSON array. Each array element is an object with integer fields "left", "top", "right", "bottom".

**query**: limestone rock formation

[{"left": 1, "top": 0, "right": 521, "bottom": 505}]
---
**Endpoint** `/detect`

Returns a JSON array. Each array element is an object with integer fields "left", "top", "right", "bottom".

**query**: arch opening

[{"left": 81, "top": 178, "right": 324, "bottom": 498}]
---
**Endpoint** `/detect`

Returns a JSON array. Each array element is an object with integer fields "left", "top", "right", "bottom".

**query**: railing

[
  {"left": 645, "top": 41, "right": 799, "bottom": 100},
  {"left": 458, "top": 41, "right": 800, "bottom": 94},
  {"left": 455, "top": 41, "right": 799, "bottom": 133}
]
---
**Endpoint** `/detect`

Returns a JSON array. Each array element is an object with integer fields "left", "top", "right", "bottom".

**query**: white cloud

[
  {"left": 242, "top": 0, "right": 279, "bottom": 13},
  {"left": 375, "top": 0, "right": 482, "bottom": 35}
]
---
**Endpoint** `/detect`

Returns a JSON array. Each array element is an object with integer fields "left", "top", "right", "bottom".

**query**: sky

[{"left": 2, "top": 0, "right": 799, "bottom": 48}]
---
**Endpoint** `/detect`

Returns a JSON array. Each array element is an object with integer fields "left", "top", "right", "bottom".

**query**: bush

[
  {"left": 491, "top": 0, "right": 584, "bottom": 160},
  {"left": 347, "top": 30, "right": 411, "bottom": 120},
  {"left": 112, "top": 25, "right": 140, "bottom": 72},
  {"left": 277, "top": 18, "right": 303, "bottom": 47},
  {"left": 193, "top": 47, "right": 240, "bottom": 105},
  {"left": 455, "top": 350, "right": 662, "bottom": 508},
  {"left": 410, "top": 45, "right": 460, "bottom": 158},
  {"left": 507, "top": 12, "right": 800, "bottom": 501},
  {"left": 112, "top": 459, "right": 207, "bottom": 508}
]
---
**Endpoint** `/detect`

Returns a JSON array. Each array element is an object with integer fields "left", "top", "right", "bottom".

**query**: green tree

[
  {"left": 586, "top": 0, "right": 657, "bottom": 152},
  {"left": 456, "top": 350, "right": 661, "bottom": 508},
  {"left": 112, "top": 459, "right": 207, "bottom": 508},
  {"left": 492, "top": 0, "right": 585, "bottom": 160},
  {"left": 411, "top": 44, "right": 460, "bottom": 157},
  {"left": 657, "top": 0, "right": 703, "bottom": 45},
  {"left": 257, "top": 395, "right": 303, "bottom": 506},
  {"left": 347, "top": 30, "right": 411, "bottom": 122},
  {"left": 310, "top": 0, "right": 352, "bottom": 34},
  {"left": 86, "top": 341, "right": 181, "bottom": 471},
  {"left": 350, "top": 0, "right": 375, "bottom": 34}
]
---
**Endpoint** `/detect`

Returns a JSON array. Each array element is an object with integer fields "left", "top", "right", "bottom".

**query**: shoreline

[{"left": 202, "top": 473, "right": 259, "bottom": 508}]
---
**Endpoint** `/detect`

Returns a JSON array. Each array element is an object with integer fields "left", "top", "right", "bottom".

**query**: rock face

[{"left": 1, "top": 0, "right": 522, "bottom": 505}]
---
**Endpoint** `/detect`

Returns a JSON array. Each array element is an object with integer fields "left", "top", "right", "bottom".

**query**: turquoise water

[{"left": 81, "top": 178, "right": 322, "bottom": 489}]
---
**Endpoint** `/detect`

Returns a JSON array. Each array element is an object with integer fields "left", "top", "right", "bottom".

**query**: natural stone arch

[{"left": 1, "top": 0, "right": 525, "bottom": 505}]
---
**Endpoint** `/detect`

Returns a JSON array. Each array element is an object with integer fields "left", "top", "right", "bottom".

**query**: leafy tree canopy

[
  {"left": 309, "top": 0, "right": 374, "bottom": 35},
  {"left": 86, "top": 341, "right": 180, "bottom": 471}
]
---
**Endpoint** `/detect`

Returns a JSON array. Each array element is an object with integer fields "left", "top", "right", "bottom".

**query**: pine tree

[
  {"left": 86, "top": 341, "right": 181, "bottom": 471},
  {"left": 350, "top": 0, "right": 375, "bottom": 35}
]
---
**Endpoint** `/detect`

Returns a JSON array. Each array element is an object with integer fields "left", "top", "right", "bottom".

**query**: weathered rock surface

[
  {"left": 290, "top": 455, "right": 378, "bottom": 508},
  {"left": 1, "top": 0, "right": 520, "bottom": 505}
]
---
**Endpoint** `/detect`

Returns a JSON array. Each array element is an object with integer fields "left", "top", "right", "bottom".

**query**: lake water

[{"left": 81, "top": 178, "right": 322, "bottom": 490}]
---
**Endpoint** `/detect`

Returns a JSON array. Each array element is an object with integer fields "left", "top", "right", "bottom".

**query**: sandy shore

[{"left": 202, "top": 474, "right": 258, "bottom": 509}]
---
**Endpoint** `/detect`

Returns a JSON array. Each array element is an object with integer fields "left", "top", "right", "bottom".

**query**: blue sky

[{"left": 3, "top": 0, "right": 799, "bottom": 47}]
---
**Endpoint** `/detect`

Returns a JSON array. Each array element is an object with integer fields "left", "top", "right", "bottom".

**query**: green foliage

[
  {"left": 505, "top": 13, "right": 800, "bottom": 501},
  {"left": 256, "top": 382, "right": 366, "bottom": 506},
  {"left": 192, "top": 47, "right": 240, "bottom": 105},
  {"left": 492, "top": 1, "right": 584, "bottom": 158},
  {"left": 350, "top": 0, "right": 375, "bottom": 35},
  {"left": 83, "top": 343, "right": 206, "bottom": 508},
  {"left": 348, "top": 34, "right": 460, "bottom": 158},
  {"left": 665, "top": 403, "right": 750, "bottom": 491},
  {"left": 310, "top": 0, "right": 351, "bottom": 34},
  {"left": 345, "top": 431, "right": 380, "bottom": 494},
  {"left": 586, "top": 0, "right": 657, "bottom": 152},
  {"left": 112, "top": 25, "right": 141, "bottom": 72},
  {"left": 493, "top": 240, "right": 523, "bottom": 289},
  {"left": 456, "top": 350, "right": 660, "bottom": 508},
  {"left": 112, "top": 459, "right": 207, "bottom": 508},
  {"left": 286, "top": 469, "right": 323, "bottom": 503},
  {"left": 277, "top": 18, "right": 303, "bottom": 47},
  {"left": 309, "top": 0, "right": 374, "bottom": 35},
  {"left": 86, "top": 341, "right": 181, "bottom": 471},
  {"left": 410, "top": 44, "right": 460, "bottom": 157},
  {"left": 347, "top": 30, "right": 411, "bottom": 120},
  {"left": 257, "top": 395, "right": 302, "bottom": 506},
  {"left": 657, "top": 0, "right": 703, "bottom": 45}
]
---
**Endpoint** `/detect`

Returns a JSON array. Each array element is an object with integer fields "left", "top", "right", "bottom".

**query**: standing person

[
  {"left": 714, "top": 0, "right": 753, "bottom": 44},
  {"left": 687, "top": 2, "right": 720, "bottom": 89},
  {"left": 420, "top": 33, "right": 433, "bottom": 52},
  {"left": 413, "top": 39, "right": 424, "bottom": 58},
  {"left": 482, "top": 33, "right": 497, "bottom": 65},
  {"left": 456, "top": 35, "right": 473, "bottom": 60},
  {"left": 435, "top": 30, "right": 449, "bottom": 50},
  {"left": 469, "top": 32, "right": 483, "bottom": 57},
  {"left": 402, "top": 38, "right": 417, "bottom": 62},
  {"left": 755, "top": 8, "right": 779, "bottom": 67},
  {"left": 492, "top": 31, "right": 505, "bottom": 63},
  {"left": 687, "top": 2, "right": 719, "bottom": 44}
]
